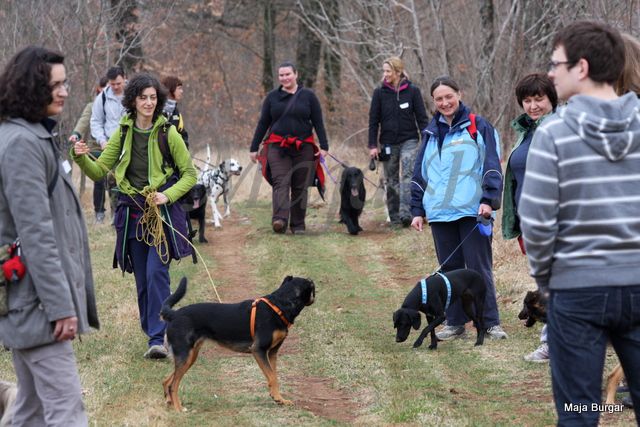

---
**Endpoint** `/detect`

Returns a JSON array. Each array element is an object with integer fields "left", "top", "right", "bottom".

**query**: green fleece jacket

[
  {"left": 501, "top": 112, "right": 550, "bottom": 240},
  {"left": 71, "top": 114, "right": 196, "bottom": 203}
]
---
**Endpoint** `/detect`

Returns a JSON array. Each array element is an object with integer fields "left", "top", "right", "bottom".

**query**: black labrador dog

[
  {"left": 393, "top": 269, "right": 486, "bottom": 349},
  {"left": 518, "top": 290, "right": 547, "bottom": 327},
  {"left": 161, "top": 276, "right": 315, "bottom": 411},
  {"left": 339, "top": 166, "right": 366, "bottom": 235},
  {"left": 186, "top": 183, "right": 208, "bottom": 243}
]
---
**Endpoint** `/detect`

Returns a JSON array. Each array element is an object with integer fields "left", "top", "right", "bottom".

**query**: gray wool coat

[{"left": 0, "top": 118, "right": 99, "bottom": 349}]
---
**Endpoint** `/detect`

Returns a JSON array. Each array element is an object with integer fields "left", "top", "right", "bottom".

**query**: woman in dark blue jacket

[
  {"left": 410, "top": 76, "right": 505, "bottom": 340},
  {"left": 368, "top": 57, "right": 429, "bottom": 226}
]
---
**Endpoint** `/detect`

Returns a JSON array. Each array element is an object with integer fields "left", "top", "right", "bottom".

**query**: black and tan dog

[
  {"left": 518, "top": 290, "right": 547, "bottom": 327},
  {"left": 160, "top": 276, "right": 315, "bottom": 411},
  {"left": 339, "top": 166, "right": 366, "bottom": 235},
  {"left": 393, "top": 269, "right": 486, "bottom": 349},
  {"left": 518, "top": 289, "right": 624, "bottom": 405}
]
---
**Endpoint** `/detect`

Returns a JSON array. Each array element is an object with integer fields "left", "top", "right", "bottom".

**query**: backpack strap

[
  {"left": 157, "top": 123, "right": 175, "bottom": 173},
  {"left": 101, "top": 91, "right": 107, "bottom": 110},
  {"left": 117, "top": 123, "right": 175, "bottom": 173},
  {"left": 467, "top": 113, "right": 477, "bottom": 142}
]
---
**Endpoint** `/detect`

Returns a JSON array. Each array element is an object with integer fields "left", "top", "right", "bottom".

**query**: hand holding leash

[
  {"left": 249, "top": 151, "right": 258, "bottom": 163},
  {"left": 411, "top": 216, "right": 424, "bottom": 232},
  {"left": 73, "top": 140, "right": 89, "bottom": 156}
]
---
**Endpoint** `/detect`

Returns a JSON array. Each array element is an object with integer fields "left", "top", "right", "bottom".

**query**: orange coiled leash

[{"left": 250, "top": 297, "right": 291, "bottom": 340}]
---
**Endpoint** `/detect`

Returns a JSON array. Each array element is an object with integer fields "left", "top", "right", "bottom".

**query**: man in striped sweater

[{"left": 519, "top": 21, "right": 640, "bottom": 426}]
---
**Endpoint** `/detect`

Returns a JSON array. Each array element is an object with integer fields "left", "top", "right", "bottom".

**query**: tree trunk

[
  {"left": 476, "top": 0, "right": 495, "bottom": 113},
  {"left": 295, "top": 0, "right": 322, "bottom": 88},
  {"left": 262, "top": 0, "right": 276, "bottom": 94},
  {"left": 110, "top": 0, "right": 144, "bottom": 73}
]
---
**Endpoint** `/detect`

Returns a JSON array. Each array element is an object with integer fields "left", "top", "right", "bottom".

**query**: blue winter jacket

[{"left": 410, "top": 103, "right": 503, "bottom": 222}]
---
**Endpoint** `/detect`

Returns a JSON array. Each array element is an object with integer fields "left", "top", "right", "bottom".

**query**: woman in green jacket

[
  {"left": 72, "top": 73, "right": 196, "bottom": 359},
  {"left": 501, "top": 73, "right": 556, "bottom": 363}
]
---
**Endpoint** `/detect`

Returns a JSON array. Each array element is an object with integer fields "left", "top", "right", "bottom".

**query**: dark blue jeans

[
  {"left": 127, "top": 222, "right": 171, "bottom": 347},
  {"left": 430, "top": 217, "right": 500, "bottom": 327},
  {"left": 548, "top": 286, "right": 640, "bottom": 426}
]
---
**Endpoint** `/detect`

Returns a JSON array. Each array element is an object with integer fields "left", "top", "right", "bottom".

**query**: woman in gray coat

[{"left": 0, "top": 46, "right": 99, "bottom": 427}]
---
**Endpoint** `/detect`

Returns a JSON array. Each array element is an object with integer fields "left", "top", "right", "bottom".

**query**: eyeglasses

[
  {"left": 50, "top": 80, "right": 69, "bottom": 92},
  {"left": 547, "top": 60, "right": 574, "bottom": 71}
]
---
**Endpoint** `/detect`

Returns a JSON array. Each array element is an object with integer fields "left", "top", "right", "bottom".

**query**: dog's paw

[
  {"left": 428, "top": 343, "right": 438, "bottom": 350},
  {"left": 412, "top": 339, "right": 423, "bottom": 348},
  {"left": 199, "top": 237, "right": 209, "bottom": 243}
]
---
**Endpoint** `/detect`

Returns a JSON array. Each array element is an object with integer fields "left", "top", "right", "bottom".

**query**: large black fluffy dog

[
  {"left": 339, "top": 166, "right": 366, "bottom": 235},
  {"left": 160, "top": 276, "right": 315, "bottom": 411},
  {"left": 186, "top": 184, "right": 208, "bottom": 243},
  {"left": 393, "top": 269, "right": 486, "bottom": 349}
]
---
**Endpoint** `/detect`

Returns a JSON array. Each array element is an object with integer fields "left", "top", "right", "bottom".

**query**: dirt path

[{"left": 194, "top": 216, "right": 360, "bottom": 423}]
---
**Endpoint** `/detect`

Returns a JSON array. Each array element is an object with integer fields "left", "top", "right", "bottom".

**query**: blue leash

[{"left": 431, "top": 222, "right": 480, "bottom": 275}]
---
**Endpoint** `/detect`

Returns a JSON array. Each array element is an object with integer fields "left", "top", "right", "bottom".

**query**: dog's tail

[{"left": 160, "top": 277, "right": 188, "bottom": 322}]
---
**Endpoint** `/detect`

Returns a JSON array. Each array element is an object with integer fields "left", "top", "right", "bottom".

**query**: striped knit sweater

[{"left": 519, "top": 92, "right": 640, "bottom": 290}]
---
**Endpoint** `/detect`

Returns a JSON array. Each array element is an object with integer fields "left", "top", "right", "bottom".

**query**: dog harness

[
  {"left": 420, "top": 272, "right": 452, "bottom": 310},
  {"left": 250, "top": 297, "right": 291, "bottom": 340}
]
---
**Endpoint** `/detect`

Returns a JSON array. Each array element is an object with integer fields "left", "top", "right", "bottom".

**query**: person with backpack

[
  {"left": 89, "top": 66, "right": 127, "bottom": 224},
  {"left": 249, "top": 61, "right": 329, "bottom": 235},
  {"left": 72, "top": 73, "right": 196, "bottom": 359},
  {"left": 0, "top": 46, "right": 99, "bottom": 426},
  {"left": 410, "top": 76, "right": 506, "bottom": 341},
  {"left": 161, "top": 75, "right": 189, "bottom": 148},
  {"left": 368, "top": 56, "right": 429, "bottom": 227}
]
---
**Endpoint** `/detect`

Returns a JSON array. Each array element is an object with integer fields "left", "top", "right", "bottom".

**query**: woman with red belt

[{"left": 249, "top": 62, "right": 329, "bottom": 234}]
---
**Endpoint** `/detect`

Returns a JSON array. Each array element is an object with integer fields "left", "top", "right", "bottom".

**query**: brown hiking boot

[{"left": 272, "top": 219, "right": 286, "bottom": 233}]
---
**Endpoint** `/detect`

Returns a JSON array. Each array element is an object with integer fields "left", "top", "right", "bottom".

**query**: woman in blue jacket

[
  {"left": 410, "top": 76, "right": 506, "bottom": 340},
  {"left": 368, "top": 56, "right": 429, "bottom": 226}
]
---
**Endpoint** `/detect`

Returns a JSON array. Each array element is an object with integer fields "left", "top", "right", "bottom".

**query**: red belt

[{"left": 265, "top": 133, "right": 314, "bottom": 150}]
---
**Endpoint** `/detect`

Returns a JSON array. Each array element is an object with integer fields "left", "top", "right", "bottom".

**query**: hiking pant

[
  {"left": 11, "top": 341, "right": 87, "bottom": 427},
  {"left": 267, "top": 144, "right": 315, "bottom": 232},
  {"left": 430, "top": 216, "right": 500, "bottom": 327},
  {"left": 548, "top": 285, "right": 640, "bottom": 426},
  {"left": 128, "top": 222, "right": 171, "bottom": 347},
  {"left": 382, "top": 139, "right": 419, "bottom": 223},
  {"left": 91, "top": 151, "right": 117, "bottom": 216}
]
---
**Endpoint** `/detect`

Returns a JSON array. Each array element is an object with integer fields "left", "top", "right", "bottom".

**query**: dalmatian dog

[{"left": 199, "top": 155, "right": 243, "bottom": 228}]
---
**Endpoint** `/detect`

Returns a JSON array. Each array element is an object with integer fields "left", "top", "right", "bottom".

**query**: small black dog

[
  {"left": 339, "top": 167, "right": 366, "bottom": 235},
  {"left": 186, "top": 184, "right": 208, "bottom": 243},
  {"left": 518, "top": 290, "right": 547, "bottom": 327},
  {"left": 161, "top": 276, "right": 315, "bottom": 411},
  {"left": 393, "top": 269, "right": 486, "bottom": 349}
]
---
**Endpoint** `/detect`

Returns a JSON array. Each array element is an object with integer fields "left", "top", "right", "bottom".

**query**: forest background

[{"left": 1, "top": 0, "right": 639, "bottom": 165}]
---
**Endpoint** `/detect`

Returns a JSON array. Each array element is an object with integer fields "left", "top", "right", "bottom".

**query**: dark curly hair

[
  {"left": 0, "top": 46, "right": 65, "bottom": 122},
  {"left": 122, "top": 73, "right": 167, "bottom": 122}
]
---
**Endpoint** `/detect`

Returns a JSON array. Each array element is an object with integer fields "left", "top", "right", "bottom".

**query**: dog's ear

[
  {"left": 392, "top": 310, "right": 399, "bottom": 327},
  {"left": 284, "top": 275, "right": 293, "bottom": 283},
  {"left": 411, "top": 311, "right": 421, "bottom": 330}
]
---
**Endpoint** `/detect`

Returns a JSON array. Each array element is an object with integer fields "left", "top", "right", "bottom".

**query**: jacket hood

[
  {"left": 559, "top": 92, "right": 640, "bottom": 161},
  {"left": 382, "top": 78, "right": 411, "bottom": 92}
]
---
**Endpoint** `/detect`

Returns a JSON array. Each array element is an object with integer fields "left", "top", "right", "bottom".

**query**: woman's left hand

[
  {"left": 318, "top": 149, "right": 328, "bottom": 159},
  {"left": 153, "top": 192, "right": 169, "bottom": 205},
  {"left": 478, "top": 203, "right": 492, "bottom": 218}
]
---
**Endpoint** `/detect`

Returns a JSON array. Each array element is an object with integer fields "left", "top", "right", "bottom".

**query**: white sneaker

[
  {"left": 436, "top": 325, "right": 466, "bottom": 341},
  {"left": 486, "top": 325, "right": 508, "bottom": 339},
  {"left": 524, "top": 342, "right": 549, "bottom": 363},
  {"left": 144, "top": 344, "right": 168, "bottom": 359}
]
